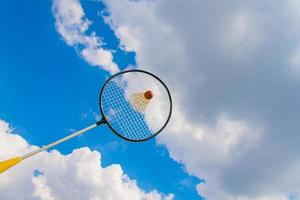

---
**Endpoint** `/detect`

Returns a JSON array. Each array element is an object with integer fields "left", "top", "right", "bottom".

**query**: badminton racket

[{"left": 0, "top": 69, "right": 172, "bottom": 174}]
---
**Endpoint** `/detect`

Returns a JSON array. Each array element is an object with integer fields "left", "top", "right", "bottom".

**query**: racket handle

[
  {"left": 0, "top": 157, "right": 22, "bottom": 174},
  {"left": 0, "top": 122, "right": 96, "bottom": 174},
  {"left": 0, "top": 119, "right": 106, "bottom": 174}
]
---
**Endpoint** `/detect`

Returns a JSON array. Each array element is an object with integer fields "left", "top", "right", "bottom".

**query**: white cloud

[
  {"left": 102, "top": 0, "right": 300, "bottom": 199},
  {"left": 81, "top": 47, "right": 119, "bottom": 73},
  {"left": 0, "top": 119, "right": 173, "bottom": 200},
  {"left": 116, "top": 25, "right": 141, "bottom": 52},
  {"left": 52, "top": 0, "right": 119, "bottom": 74},
  {"left": 32, "top": 176, "right": 55, "bottom": 200},
  {"left": 158, "top": 101, "right": 263, "bottom": 199}
]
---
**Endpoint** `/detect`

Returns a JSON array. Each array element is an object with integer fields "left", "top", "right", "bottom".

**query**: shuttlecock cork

[{"left": 130, "top": 90, "right": 153, "bottom": 113}]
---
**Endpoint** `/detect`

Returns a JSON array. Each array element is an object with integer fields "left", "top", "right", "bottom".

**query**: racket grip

[{"left": 0, "top": 157, "right": 22, "bottom": 174}]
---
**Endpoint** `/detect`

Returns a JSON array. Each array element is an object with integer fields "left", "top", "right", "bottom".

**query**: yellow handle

[
  {"left": 0, "top": 123, "right": 100, "bottom": 174},
  {"left": 0, "top": 157, "right": 22, "bottom": 173}
]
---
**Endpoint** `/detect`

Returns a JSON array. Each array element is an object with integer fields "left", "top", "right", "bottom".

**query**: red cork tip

[{"left": 144, "top": 90, "right": 153, "bottom": 100}]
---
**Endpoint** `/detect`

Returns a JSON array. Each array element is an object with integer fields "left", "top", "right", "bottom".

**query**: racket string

[{"left": 102, "top": 77, "right": 152, "bottom": 140}]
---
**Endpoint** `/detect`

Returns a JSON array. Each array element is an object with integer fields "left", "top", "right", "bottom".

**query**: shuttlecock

[{"left": 129, "top": 90, "right": 153, "bottom": 113}]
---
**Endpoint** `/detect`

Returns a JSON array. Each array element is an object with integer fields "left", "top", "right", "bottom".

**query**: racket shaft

[{"left": 22, "top": 123, "right": 98, "bottom": 160}]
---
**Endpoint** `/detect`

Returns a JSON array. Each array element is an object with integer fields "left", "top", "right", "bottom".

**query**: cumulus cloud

[
  {"left": 32, "top": 176, "right": 55, "bottom": 200},
  {"left": 52, "top": 0, "right": 119, "bottom": 74},
  {"left": 0, "top": 119, "right": 173, "bottom": 200},
  {"left": 102, "top": 0, "right": 300, "bottom": 199}
]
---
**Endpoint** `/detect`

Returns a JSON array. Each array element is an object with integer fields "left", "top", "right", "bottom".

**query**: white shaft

[{"left": 21, "top": 123, "right": 98, "bottom": 160}]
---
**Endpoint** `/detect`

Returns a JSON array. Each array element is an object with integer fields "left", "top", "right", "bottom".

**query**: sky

[{"left": 1, "top": 0, "right": 300, "bottom": 200}]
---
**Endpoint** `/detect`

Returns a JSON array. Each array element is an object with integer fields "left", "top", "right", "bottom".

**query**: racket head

[{"left": 99, "top": 69, "right": 172, "bottom": 142}]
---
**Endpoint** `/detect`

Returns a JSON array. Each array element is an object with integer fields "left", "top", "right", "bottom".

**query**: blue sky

[{"left": 0, "top": 0, "right": 200, "bottom": 199}]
